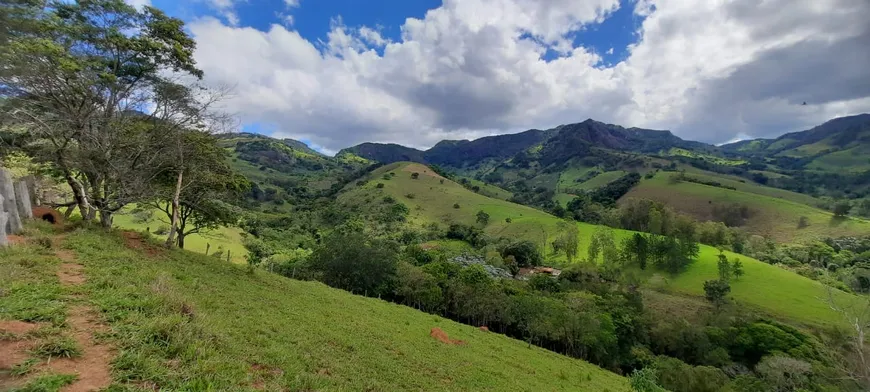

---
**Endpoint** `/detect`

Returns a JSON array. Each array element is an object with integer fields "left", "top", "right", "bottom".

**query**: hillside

[
  {"left": 339, "top": 162, "right": 858, "bottom": 328},
  {"left": 622, "top": 171, "right": 870, "bottom": 243},
  {"left": 722, "top": 113, "right": 870, "bottom": 172},
  {"left": 339, "top": 119, "right": 709, "bottom": 170},
  {"left": 0, "top": 225, "right": 630, "bottom": 391}
]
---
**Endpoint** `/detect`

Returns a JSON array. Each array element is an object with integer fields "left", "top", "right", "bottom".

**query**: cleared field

[
  {"left": 343, "top": 162, "right": 858, "bottom": 329},
  {"left": 807, "top": 145, "right": 870, "bottom": 172},
  {"left": 6, "top": 227, "right": 629, "bottom": 391},
  {"left": 574, "top": 170, "right": 626, "bottom": 191},
  {"left": 622, "top": 172, "right": 870, "bottom": 243},
  {"left": 679, "top": 168, "right": 820, "bottom": 206}
]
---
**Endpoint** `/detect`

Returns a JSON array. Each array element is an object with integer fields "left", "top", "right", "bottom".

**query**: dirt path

[
  {"left": 49, "top": 244, "right": 114, "bottom": 392},
  {"left": 0, "top": 237, "right": 114, "bottom": 391}
]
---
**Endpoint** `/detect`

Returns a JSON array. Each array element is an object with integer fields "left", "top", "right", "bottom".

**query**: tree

[
  {"left": 308, "top": 232, "right": 398, "bottom": 297},
  {"left": 717, "top": 252, "right": 732, "bottom": 282},
  {"left": 153, "top": 131, "right": 247, "bottom": 248},
  {"left": 557, "top": 220, "right": 580, "bottom": 262},
  {"left": 703, "top": 279, "right": 730, "bottom": 308},
  {"left": 502, "top": 241, "right": 542, "bottom": 268},
  {"left": 410, "top": 172, "right": 419, "bottom": 179},
  {"left": 1, "top": 0, "right": 210, "bottom": 227},
  {"left": 834, "top": 201, "right": 852, "bottom": 217},
  {"left": 623, "top": 233, "right": 649, "bottom": 270},
  {"left": 475, "top": 210, "right": 490, "bottom": 227},
  {"left": 731, "top": 258, "right": 744, "bottom": 280}
]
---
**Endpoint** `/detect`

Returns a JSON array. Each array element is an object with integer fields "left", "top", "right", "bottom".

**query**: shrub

[
  {"left": 453, "top": 203, "right": 460, "bottom": 209},
  {"left": 411, "top": 172, "right": 420, "bottom": 179},
  {"left": 502, "top": 241, "right": 542, "bottom": 267},
  {"left": 308, "top": 232, "right": 398, "bottom": 296},
  {"left": 405, "top": 193, "right": 415, "bottom": 199},
  {"left": 376, "top": 183, "right": 385, "bottom": 189}
]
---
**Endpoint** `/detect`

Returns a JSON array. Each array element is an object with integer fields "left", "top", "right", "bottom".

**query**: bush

[
  {"left": 411, "top": 172, "right": 420, "bottom": 179},
  {"left": 502, "top": 241, "right": 542, "bottom": 267},
  {"left": 154, "top": 225, "right": 170, "bottom": 235},
  {"left": 453, "top": 203, "right": 460, "bottom": 209},
  {"left": 308, "top": 232, "right": 398, "bottom": 297},
  {"left": 376, "top": 183, "right": 385, "bottom": 189},
  {"left": 405, "top": 193, "right": 415, "bottom": 199}
]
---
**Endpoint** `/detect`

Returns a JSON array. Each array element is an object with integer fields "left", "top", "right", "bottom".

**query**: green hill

[
  {"left": 339, "top": 162, "right": 857, "bottom": 328},
  {"left": 623, "top": 171, "right": 870, "bottom": 243},
  {"left": 0, "top": 226, "right": 629, "bottom": 391}
]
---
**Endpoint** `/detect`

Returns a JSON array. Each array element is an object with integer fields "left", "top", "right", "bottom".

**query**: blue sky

[
  {"left": 153, "top": 0, "right": 643, "bottom": 65},
  {"left": 151, "top": 0, "right": 870, "bottom": 153}
]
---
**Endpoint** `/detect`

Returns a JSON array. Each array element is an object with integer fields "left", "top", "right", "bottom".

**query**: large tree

[
  {"left": 0, "top": 0, "right": 213, "bottom": 227},
  {"left": 151, "top": 131, "right": 248, "bottom": 249}
]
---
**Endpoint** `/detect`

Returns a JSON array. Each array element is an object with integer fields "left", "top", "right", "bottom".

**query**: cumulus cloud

[{"left": 187, "top": 0, "right": 870, "bottom": 151}]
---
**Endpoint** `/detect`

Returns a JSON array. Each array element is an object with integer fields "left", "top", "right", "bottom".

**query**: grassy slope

[
  {"left": 680, "top": 167, "right": 820, "bottom": 206},
  {"left": 623, "top": 172, "right": 870, "bottom": 243},
  {"left": 111, "top": 208, "right": 249, "bottom": 264},
  {"left": 574, "top": 171, "right": 626, "bottom": 191},
  {"left": 5, "top": 227, "right": 628, "bottom": 391},
  {"left": 342, "top": 162, "right": 857, "bottom": 328}
]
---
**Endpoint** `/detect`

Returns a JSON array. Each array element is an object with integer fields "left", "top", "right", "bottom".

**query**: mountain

[
  {"left": 339, "top": 119, "right": 712, "bottom": 170},
  {"left": 338, "top": 142, "right": 425, "bottom": 164},
  {"left": 722, "top": 113, "right": 870, "bottom": 172},
  {"left": 424, "top": 129, "right": 549, "bottom": 168}
]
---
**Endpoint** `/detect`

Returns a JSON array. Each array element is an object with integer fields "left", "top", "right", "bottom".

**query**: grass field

[
  {"left": 806, "top": 145, "right": 870, "bottom": 172},
  {"left": 111, "top": 207, "right": 249, "bottom": 264},
  {"left": 667, "top": 148, "right": 747, "bottom": 165},
  {"left": 623, "top": 172, "right": 870, "bottom": 243},
  {"left": 1, "top": 225, "right": 630, "bottom": 391},
  {"left": 574, "top": 170, "right": 626, "bottom": 191},
  {"left": 343, "top": 162, "right": 858, "bottom": 328},
  {"left": 678, "top": 168, "right": 820, "bottom": 206}
]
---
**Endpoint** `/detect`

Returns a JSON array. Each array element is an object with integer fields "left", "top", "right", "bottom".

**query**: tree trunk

[
  {"left": 63, "top": 171, "right": 91, "bottom": 221},
  {"left": 99, "top": 209, "right": 113, "bottom": 228},
  {"left": 178, "top": 233, "right": 186, "bottom": 249},
  {"left": 165, "top": 170, "right": 183, "bottom": 248}
]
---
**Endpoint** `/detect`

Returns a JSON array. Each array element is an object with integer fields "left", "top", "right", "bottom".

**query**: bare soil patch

[
  {"left": 0, "top": 320, "right": 40, "bottom": 336},
  {"left": 121, "top": 231, "right": 163, "bottom": 257},
  {"left": 6, "top": 235, "right": 26, "bottom": 245},
  {"left": 430, "top": 327, "right": 466, "bottom": 345},
  {"left": 40, "top": 306, "right": 112, "bottom": 392},
  {"left": 58, "top": 263, "right": 85, "bottom": 285}
]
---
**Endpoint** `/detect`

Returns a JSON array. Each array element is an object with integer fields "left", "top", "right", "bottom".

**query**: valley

[{"left": 2, "top": 3, "right": 870, "bottom": 391}]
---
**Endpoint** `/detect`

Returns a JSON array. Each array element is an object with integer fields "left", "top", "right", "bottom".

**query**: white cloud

[
  {"left": 187, "top": 0, "right": 870, "bottom": 152},
  {"left": 284, "top": 0, "right": 300, "bottom": 8}
]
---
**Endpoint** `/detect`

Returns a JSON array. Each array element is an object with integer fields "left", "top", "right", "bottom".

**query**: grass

[
  {"left": 10, "top": 373, "right": 77, "bottom": 392},
  {"left": 111, "top": 207, "right": 249, "bottom": 264},
  {"left": 461, "top": 177, "right": 514, "bottom": 200},
  {"left": 807, "top": 145, "right": 870, "bottom": 172},
  {"left": 0, "top": 238, "right": 66, "bottom": 325},
  {"left": 667, "top": 148, "right": 746, "bottom": 165},
  {"left": 342, "top": 162, "right": 859, "bottom": 329},
  {"left": 574, "top": 170, "right": 626, "bottom": 191},
  {"left": 679, "top": 168, "right": 820, "bottom": 206},
  {"left": 657, "top": 247, "right": 858, "bottom": 329},
  {"left": 29, "top": 336, "right": 80, "bottom": 359},
  {"left": 556, "top": 165, "right": 596, "bottom": 191},
  {"left": 37, "top": 227, "right": 629, "bottom": 391},
  {"left": 623, "top": 171, "right": 870, "bottom": 243}
]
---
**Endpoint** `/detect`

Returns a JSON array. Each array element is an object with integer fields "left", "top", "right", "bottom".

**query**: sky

[{"left": 130, "top": 0, "right": 870, "bottom": 155}]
